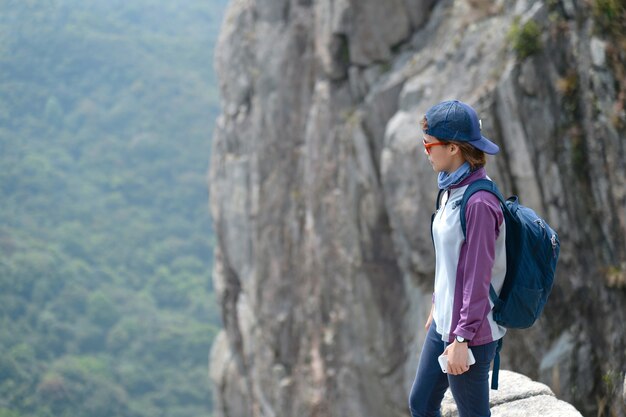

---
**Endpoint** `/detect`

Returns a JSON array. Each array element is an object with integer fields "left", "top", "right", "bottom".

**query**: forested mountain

[{"left": 0, "top": 1, "right": 227, "bottom": 416}]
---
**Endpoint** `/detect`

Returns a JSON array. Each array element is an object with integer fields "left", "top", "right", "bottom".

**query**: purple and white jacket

[{"left": 432, "top": 168, "right": 507, "bottom": 347}]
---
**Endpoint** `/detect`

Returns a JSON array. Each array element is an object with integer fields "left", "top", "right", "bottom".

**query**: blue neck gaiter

[{"left": 438, "top": 162, "right": 472, "bottom": 190}]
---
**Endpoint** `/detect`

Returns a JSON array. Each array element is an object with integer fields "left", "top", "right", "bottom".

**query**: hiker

[{"left": 408, "top": 100, "right": 506, "bottom": 417}]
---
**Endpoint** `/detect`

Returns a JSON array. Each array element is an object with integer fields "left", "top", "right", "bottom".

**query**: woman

[{"left": 408, "top": 100, "right": 507, "bottom": 417}]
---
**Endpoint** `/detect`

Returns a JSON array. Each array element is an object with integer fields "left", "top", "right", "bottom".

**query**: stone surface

[
  {"left": 491, "top": 395, "right": 583, "bottom": 417},
  {"left": 440, "top": 371, "right": 582, "bottom": 417},
  {"left": 209, "top": 1, "right": 626, "bottom": 416},
  {"left": 590, "top": 37, "right": 606, "bottom": 68}
]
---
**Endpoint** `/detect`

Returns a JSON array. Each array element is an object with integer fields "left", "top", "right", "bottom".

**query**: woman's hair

[
  {"left": 453, "top": 141, "right": 486, "bottom": 170},
  {"left": 420, "top": 116, "right": 486, "bottom": 170}
]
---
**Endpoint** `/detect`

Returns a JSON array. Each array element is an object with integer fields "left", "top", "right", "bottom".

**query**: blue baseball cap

[{"left": 424, "top": 100, "right": 499, "bottom": 155}]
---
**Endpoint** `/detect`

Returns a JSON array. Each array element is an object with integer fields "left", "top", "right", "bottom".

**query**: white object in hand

[{"left": 438, "top": 349, "right": 476, "bottom": 373}]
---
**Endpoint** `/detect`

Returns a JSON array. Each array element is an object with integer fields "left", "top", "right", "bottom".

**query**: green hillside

[{"left": 0, "top": 1, "right": 228, "bottom": 416}]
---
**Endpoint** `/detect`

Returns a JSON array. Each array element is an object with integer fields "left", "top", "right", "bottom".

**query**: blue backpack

[{"left": 433, "top": 179, "right": 560, "bottom": 389}]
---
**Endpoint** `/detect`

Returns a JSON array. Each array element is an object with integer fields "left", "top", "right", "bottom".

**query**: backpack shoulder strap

[
  {"left": 435, "top": 188, "right": 446, "bottom": 211},
  {"left": 459, "top": 179, "right": 508, "bottom": 238},
  {"left": 431, "top": 188, "right": 447, "bottom": 246},
  {"left": 459, "top": 179, "right": 509, "bottom": 307}
]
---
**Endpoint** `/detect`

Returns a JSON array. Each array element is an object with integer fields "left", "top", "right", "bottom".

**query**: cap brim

[{"left": 471, "top": 136, "right": 500, "bottom": 155}]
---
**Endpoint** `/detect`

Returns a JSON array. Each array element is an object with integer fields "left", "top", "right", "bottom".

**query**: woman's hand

[{"left": 442, "top": 341, "right": 470, "bottom": 375}]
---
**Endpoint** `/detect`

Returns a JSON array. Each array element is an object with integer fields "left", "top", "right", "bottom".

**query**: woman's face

[{"left": 423, "top": 134, "right": 454, "bottom": 172}]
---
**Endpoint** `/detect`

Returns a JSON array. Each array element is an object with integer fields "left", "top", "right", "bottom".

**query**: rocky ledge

[{"left": 442, "top": 370, "right": 583, "bottom": 417}]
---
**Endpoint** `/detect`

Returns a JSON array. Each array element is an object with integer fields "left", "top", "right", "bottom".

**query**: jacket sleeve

[{"left": 452, "top": 191, "right": 503, "bottom": 341}]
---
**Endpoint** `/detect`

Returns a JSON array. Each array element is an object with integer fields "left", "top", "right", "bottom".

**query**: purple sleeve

[{"left": 453, "top": 191, "right": 503, "bottom": 341}]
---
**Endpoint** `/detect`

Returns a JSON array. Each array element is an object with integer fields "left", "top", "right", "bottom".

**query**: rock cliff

[{"left": 208, "top": 0, "right": 626, "bottom": 416}]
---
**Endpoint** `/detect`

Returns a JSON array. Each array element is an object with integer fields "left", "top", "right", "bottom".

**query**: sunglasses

[{"left": 422, "top": 138, "right": 449, "bottom": 155}]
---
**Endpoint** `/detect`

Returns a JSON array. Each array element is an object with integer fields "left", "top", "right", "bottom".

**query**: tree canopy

[{"left": 0, "top": 1, "right": 228, "bottom": 416}]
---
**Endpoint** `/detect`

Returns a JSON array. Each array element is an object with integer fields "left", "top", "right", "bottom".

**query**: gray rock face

[{"left": 209, "top": 1, "right": 626, "bottom": 416}]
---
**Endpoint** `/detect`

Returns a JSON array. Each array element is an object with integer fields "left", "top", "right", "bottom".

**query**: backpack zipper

[
  {"left": 534, "top": 219, "right": 547, "bottom": 238},
  {"left": 536, "top": 219, "right": 558, "bottom": 258}
]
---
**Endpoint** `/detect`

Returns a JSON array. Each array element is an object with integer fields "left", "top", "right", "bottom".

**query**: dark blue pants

[{"left": 408, "top": 323, "right": 498, "bottom": 417}]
